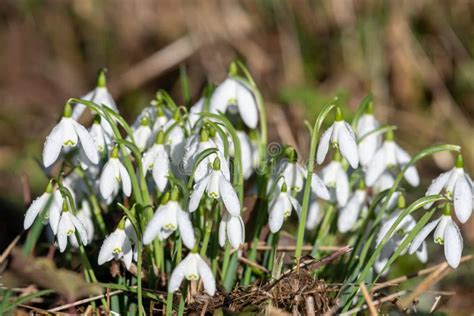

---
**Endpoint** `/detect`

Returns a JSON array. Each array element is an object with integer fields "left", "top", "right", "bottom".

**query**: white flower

[
  {"left": 189, "top": 158, "right": 240, "bottom": 216},
  {"left": 188, "top": 98, "right": 204, "bottom": 128},
  {"left": 235, "top": 131, "right": 253, "bottom": 180},
  {"left": 182, "top": 129, "right": 229, "bottom": 182},
  {"left": 142, "top": 191, "right": 195, "bottom": 250},
  {"left": 268, "top": 182, "right": 301, "bottom": 233},
  {"left": 99, "top": 148, "right": 132, "bottom": 200},
  {"left": 338, "top": 188, "right": 367, "bottom": 233},
  {"left": 89, "top": 116, "right": 112, "bottom": 154},
  {"left": 210, "top": 77, "right": 258, "bottom": 129},
  {"left": 306, "top": 199, "right": 321, "bottom": 230},
  {"left": 168, "top": 252, "right": 216, "bottom": 296},
  {"left": 131, "top": 116, "right": 152, "bottom": 152},
  {"left": 72, "top": 71, "right": 119, "bottom": 136},
  {"left": 409, "top": 214, "right": 463, "bottom": 269},
  {"left": 316, "top": 109, "right": 359, "bottom": 168},
  {"left": 57, "top": 210, "right": 89, "bottom": 252},
  {"left": 424, "top": 156, "right": 473, "bottom": 223},
  {"left": 43, "top": 104, "right": 99, "bottom": 168},
  {"left": 356, "top": 110, "right": 381, "bottom": 167},
  {"left": 219, "top": 210, "right": 245, "bottom": 249},
  {"left": 365, "top": 133, "right": 419, "bottom": 187},
  {"left": 24, "top": 182, "right": 63, "bottom": 235},
  {"left": 321, "top": 159, "right": 349, "bottom": 207},
  {"left": 70, "top": 200, "right": 95, "bottom": 248},
  {"left": 163, "top": 116, "right": 187, "bottom": 165},
  {"left": 373, "top": 171, "right": 395, "bottom": 194},
  {"left": 98, "top": 218, "right": 137, "bottom": 269},
  {"left": 142, "top": 132, "right": 170, "bottom": 192}
]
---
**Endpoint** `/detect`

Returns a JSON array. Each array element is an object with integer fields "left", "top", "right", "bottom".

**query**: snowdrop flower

[
  {"left": 234, "top": 130, "right": 253, "bottom": 179},
  {"left": 219, "top": 210, "right": 245, "bottom": 249},
  {"left": 131, "top": 116, "right": 152, "bottom": 152},
  {"left": 72, "top": 70, "right": 118, "bottom": 136},
  {"left": 317, "top": 108, "right": 359, "bottom": 168},
  {"left": 321, "top": 152, "right": 349, "bottom": 207},
  {"left": 269, "top": 147, "right": 330, "bottom": 200},
  {"left": 268, "top": 181, "right": 301, "bottom": 233},
  {"left": 338, "top": 182, "right": 367, "bottom": 233},
  {"left": 164, "top": 112, "right": 187, "bottom": 165},
  {"left": 43, "top": 103, "right": 99, "bottom": 168},
  {"left": 24, "top": 180, "right": 63, "bottom": 235},
  {"left": 189, "top": 158, "right": 240, "bottom": 216},
  {"left": 373, "top": 171, "right": 395, "bottom": 193},
  {"left": 168, "top": 252, "right": 216, "bottom": 296},
  {"left": 210, "top": 70, "right": 258, "bottom": 129},
  {"left": 183, "top": 128, "right": 229, "bottom": 182},
  {"left": 188, "top": 97, "right": 204, "bottom": 128},
  {"left": 355, "top": 103, "right": 381, "bottom": 167},
  {"left": 375, "top": 237, "right": 427, "bottom": 275},
  {"left": 365, "top": 130, "right": 419, "bottom": 187},
  {"left": 89, "top": 116, "right": 112, "bottom": 154},
  {"left": 99, "top": 146, "right": 132, "bottom": 200},
  {"left": 70, "top": 200, "right": 95, "bottom": 248},
  {"left": 142, "top": 130, "right": 170, "bottom": 192},
  {"left": 98, "top": 218, "right": 137, "bottom": 269},
  {"left": 424, "top": 155, "right": 473, "bottom": 223},
  {"left": 409, "top": 206, "right": 463, "bottom": 268},
  {"left": 143, "top": 188, "right": 195, "bottom": 249},
  {"left": 56, "top": 203, "right": 89, "bottom": 252}
]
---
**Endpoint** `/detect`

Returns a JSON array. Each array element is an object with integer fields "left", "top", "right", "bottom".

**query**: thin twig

[
  {"left": 48, "top": 290, "right": 122, "bottom": 312},
  {"left": 360, "top": 282, "right": 377, "bottom": 316},
  {"left": 0, "top": 235, "right": 21, "bottom": 264},
  {"left": 340, "top": 291, "right": 407, "bottom": 315},
  {"left": 239, "top": 256, "right": 269, "bottom": 273}
]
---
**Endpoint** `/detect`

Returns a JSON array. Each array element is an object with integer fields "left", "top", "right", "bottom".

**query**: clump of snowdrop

[{"left": 20, "top": 64, "right": 473, "bottom": 313}]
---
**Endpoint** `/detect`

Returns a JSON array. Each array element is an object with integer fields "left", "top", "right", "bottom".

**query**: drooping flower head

[
  {"left": 365, "top": 130, "right": 419, "bottom": 187},
  {"left": 317, "top": 107, "right": 359, "bottom": 169},
  {"left": 56, "top": 200, "right": 89, "bottom": 252},
  {"left": 142, "top": 130, "right": 170, "bottom": 192},
  {"left": 424, "top": 154, "right": 473, "bottom": 223},
  {"left": 168, "top": 252, "right": 216, "bottom": 296},
  {"left": 356, "top": 101, "right": 381, "bottom": 168},
  {"left": 131, "top": 116, "right": 152, "bottom": 152},
  {"left": 98, "top": 217, "right": 138, "bottom": 269},
  {"left": 99, "top": 146, "right": 132, "bottom": 200},
  {"left": 268, "top": 181, "right": 301, "bottom": 233},
  {"left": 321, "top": 150, "right": 349, "bottom": 207},
  {"left": 43, "top": 102, "right": 99, "bottom": 168},
  {"left": 338, "top": 181, "right": 368, "bottom": 233},
  {"left": 142, "top": 187, "right": 195, "bottom": 249},
  {"left": 189, "top": 157, "right": 240, "bottom": 216},
  {"left": 219, "top": 210, "right": 245, "bottom": 249}
]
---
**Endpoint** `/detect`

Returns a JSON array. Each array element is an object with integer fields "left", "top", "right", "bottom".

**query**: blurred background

[{"left": 0, "top": 0, "right": 473, "bottom": 313}]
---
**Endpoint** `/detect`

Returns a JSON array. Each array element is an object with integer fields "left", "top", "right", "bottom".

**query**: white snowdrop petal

[
  {"left": 218, "top": 175, "right": 241, "bottom": 216},
  {"left": 73, "top": 121, "right": 99, "bottom": 164},
  {"left": 57, "top": 233, "right": 68, "bottom": 252},
  {"left": 48, "top": 199, "right": 62, "bottom": 235},
  {"left": 71, "top": 216, "right": 88, "bottom": 245},
  {"left": 416, "top": 242, "right": 428, "bottom": 264},
  {"left": 408, "top": 219, "right": 440, "bottom": 255},
  {"left": 236, "top": 83, "right": 258, "bottom": 129},
  {"left": 143, "top": 208, "right": 166, "bottom": 244},
  {"left": 189, "top": 176, "right": 209, "bottom": 213},
  {"left": 118, "top": 162, "right": 132, "bottom": 197},
  {"left": 218, "top": 218, "right": 226, "bottom": 248},
  {"left": 210, "top": 78, "right": 235, "bottom": 114},
  {"left": 338, "top": 194, "right": 362, "bottom": 233},
  {"left": 453, "top": 176, "right": 472, "bottom": 223},
  {"left": 358, "top": 135, "right": 379, "bottom": 167},
  {"left": 122, "top": 240, "right": 134, "bottom": 269},
  {"left": 168, "top": 256, "right": 191, "bottom": 293},
  {"left": 394, "top": 145, "right": 419, "bottom": 186},
  {"left": 196, "top": 256, "right": 216, "bottom": 296},
  {"left": 289, "top": 196, "right": 302, "bottom": 218},
  {"left": 311, "top": 174, "right": 330, "bottom": 200},
  {"left": 99, "top": 161, "right": 116, "bottom": 199},
  {"left": 316, "top": 125, "right": 334, "bottom": 165},
  {"left": 97, "top": 234, "right": 116, "bottom": 265},
  {"left": 306, "top": 201, "right": 320, "bottom": 230},
  {"left": 365, "top": 148, "right": 386, "bottom": 186},
  {"left": 227, "top": 215, "right": 244, "bottom": 249},
  {"left": 24, "top": 194, "right": 48, "bottom": 230},
  {"left": 177, "top": 209, "right": 195, "bottom": 250},
  {"left": 444, "top": 221, "right": 463, "bottom": 268},
  {"left": 152, "top": 149, "right": 170, "bottom": 192},
  {"left": 338, "top": 122, "right": 359, "bottom": 168},
  {"left": 335, "top": 169, "right": 349, "bottom": 206},
  {"left": 43, "top": 120, "right": 65, "bottom": 168},
  {"left": 424, "top": 171, "right": 451, "bottom": 209},
  {"left": 269, "top": 196, "right": 285, "bottom": 233}
]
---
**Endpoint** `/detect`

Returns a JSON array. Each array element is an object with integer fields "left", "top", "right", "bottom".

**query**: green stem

[
  {"left": 137, "top": 241, "right": 144, "bottom": 316},
  {"left": 295, "top": 100, "right": 338, "bottom": 258}
]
